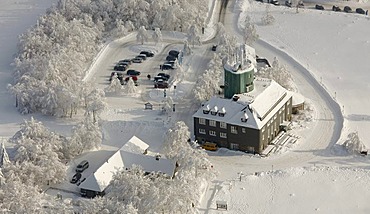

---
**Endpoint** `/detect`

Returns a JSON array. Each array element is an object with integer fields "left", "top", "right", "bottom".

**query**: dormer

[
  {"left": 203, "top": 104, "right": 210, "bottom": 114},
  {"left": 218, "top": 107, "right": 226, "bottom": 117},
  {"left": 241, "top": 112, "right": 248, "bottom": 123},
  {"left": 211, "top": 106, "right": 218, "bottom": 115}
]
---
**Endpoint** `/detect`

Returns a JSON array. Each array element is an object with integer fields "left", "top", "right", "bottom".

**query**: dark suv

[
  {"left": 157, "top": 73, "right": 170, "bottom": 80},
  {"left": 140, "top": 51, "right": 154, "bottom": 57},
  {"left": 76, "top": 160, "right": 89, "bottom": 173},
  {"left": 154, "top": 80, "right": 168, "bottom": 88},
  {"left": 127, "top": 70, "right": 141, "bottom": 76},
  {"left": 344, "top": 6, "right": 352, "bottom": 13},
  {"left": 315, "top": 4, "right": 324, "bottom": 10},
  {"left": 356, "top": 8, "right": 365, "bottom": 14}
]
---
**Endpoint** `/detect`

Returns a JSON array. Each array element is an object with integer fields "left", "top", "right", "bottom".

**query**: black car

[
  {"left": 168, "top": 50, "right": 180, "bottom": 58},
  {"left": 140, "top": 51, "right": 154, "bottom": 57},
  {"left": 166, "top": 55, "right": 177, "bottom": 61},
  {"left": 114, "top": 64, "right": 127, "bottom": 71},
  {"left": 70, "top": 172, "right": 82, "bottom": 184},
  {"left": 119, "top": 59, "right": 133, "bottom": 65},
  {"left": 162, "top": 63, "right": 175, "bottom": 70},
  {"left": 132, "top": 57, "right": 143, "bottom": 63},
  {"left": 127, "top": 70, "right": 141, "bottom": 76},
  {"left": 356, "top": 8, "right": 365, "bottom": 14},
  {"left": 285, "top": 1, "right": 292, "bottom": 7},
  {"left": 157, "top": 73, "right": 170, "bottom": 80},
  {"left": 110, "top": 72, "right": 124, "bottom": 82},
  {"left": 136, "top": 54, "right": 147, "bottom": 60},
  {"left": 76, "top": 160, "right": 89, "bottom": 173},
  {"left": 211, "top": 45, "right": 217, "bottom": 51},
  {"left": 165, "top": 60, "right": 177, "bottom": 68},
  {"left": 270, "top": 0, "right": 280, "bottom": 6},
  {"left": 315, "top": 4, "right": 324, "bottom": 10},
  {"left": 154, "top": 80, "right": 168, "bottom": 88},
  {"left": 332, "top": 5, "right": 341, "bottom": 12},
  {"left": 256, "top": 0, "right": 263, "bottom": 2},
  {"left": 344, "top": 6, "right": 352, "bottom": 13}
]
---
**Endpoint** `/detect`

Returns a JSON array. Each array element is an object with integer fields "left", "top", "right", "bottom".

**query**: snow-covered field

[{"left": 2, "top": 0, "right": 370, "bottom": 213}]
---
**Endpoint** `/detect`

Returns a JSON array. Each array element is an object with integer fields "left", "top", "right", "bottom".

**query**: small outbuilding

[
  {"left": 291, "top": 92, "right": 305, "bottom": 114},
  {"left": 144, "top": 102, "right": 153, "bottom": 110}
]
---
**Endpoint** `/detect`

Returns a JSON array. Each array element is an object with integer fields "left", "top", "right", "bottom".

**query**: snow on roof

[
  {"left": 120, "top": 151, "right": 175, "bottom": 177},
  {"left": 79, "top": 140, "right": 175, "bottom": 192},
  {"left": 193, "top": 79, "right": 293, "bottom": 129},
  {"left": 291, "top": 92, "right": 305, "bottom": 106},
  {"left": 79, "top": 150, "right": 124, "bottom": 192},
  {"left": 249, "top": 80, "right": 288, "bottom": 120},
  {"left": 121, "top": 136, "right": 149, "bottom": 154}
]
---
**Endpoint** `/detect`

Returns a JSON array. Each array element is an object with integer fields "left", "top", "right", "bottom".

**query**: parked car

[
  {"left": 154, "top": 76, "right": 166, "bottom": 82},
  {"left": 132, "top": 57, "right": 143, "bottom": 63},
  {"left": 127, "top": 70, "right": 141, "bottom": 76},
  {"left": 162, "top": 63, "right": 175, "bottom": 70},
  {"left": 157, "top": 73, "right": 170, "bottom": 80},
  {"left": 114, "top": 64, "right": 127, "bottom": 71},
  {"left": 332, "top": 5, "right": 341, "bottom": 12},
  {"left": 154, "top": 80, "right": 168, "bottom": 88},
  {"left": 201, "top": 142, "right": 218, "bottom": 151},
  {"left": 136, "top": 54, "right": 147, "bottom": 60},
  {"left": 168, "top": 50, "right": 180, "bottom": 58},
  {"left": 166, "top": 55, "right": 177, "bottom": 62},
  {"left": 140, "top": 51, "right": 154, "bottom": 57},
  {"left": 124, "top": 76, "right": 139, "bottom": 86},
  {"left": 76, "top": 160, "right": 89, "bottom": 173},
  {"left": 70, "top": 172, "right": 82, "bottom": 184},
  {"left": 285, "top": 1, "right": 292, "bottom": 7},
  {"left": 355, "top": 8, "right": 365, "bottom": 14},
  {"left": 315, "top": 4, "right": 324, "bottom": 10},
  {"left": 165, "top": 60, "right": 177, "bottom": 68},
  {"left": 110, "top": 72, "right": 124, "bottom": 82},
  {"left": 119, "top": 59, "right": 133, "bottom": 64},
  {"left": 344, "top": 6, "right": 352, "bottom": 13},
  {"left": 270, "top": 0, "right": 280, "bottom": 6},
  {"left": 211, "top": 45, "right": 218, "bottom": 51},
  {"left": 256, "top": 0, "right": 263, "bottom": 2},
  {"left": 117, "top": 61, "right": 130, "bottom": 67}
]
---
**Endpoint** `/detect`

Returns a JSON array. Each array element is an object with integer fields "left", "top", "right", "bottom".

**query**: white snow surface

[{"left": 1, "top": 0, "right": 370, "bottom": 213}]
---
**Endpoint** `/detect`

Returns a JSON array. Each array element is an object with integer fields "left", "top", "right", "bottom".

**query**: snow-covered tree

[
  {"left": 152, "top": 28, "right": 163, "bottom": 45},
  {"left": 193, "top": 69, "right": 221, "bottom": 103},
  {"left": 136, "top": 26, "right": 149, "bottom": 45},
  {"left": 187, "top": 25, "right": 202, "bottom": 47},
  {"left": 9, "top": 117, "right": 67, "bottom": 185},
  {"left": 66, "top": 116, "right": 102, "bottom": 159},
  {"left": 105, "top": 74, "right": 123, "bottom": 95},
  {"left": 261, "top": 5, "right": 275, "bottom": 25},
  {"left": 0, "top": 141, "right": 10, "bottom": 167},
  {"left": 85, "top": 88, "right": 107, "bottom": 123},
  {"left": 257, "top": 57, "right": 294, "bottom": 91},
  {"left": 124, "top": 78, "right": 138, "bottom": 94},
  {"left": 343, "top": 132, "right": 366, "bottom": 155},
  {"left": 243, "top": 21, "right": 259, "bottom": 45},
  {"left": 183, "top": 40, "right": 192, "bottom": 56}
]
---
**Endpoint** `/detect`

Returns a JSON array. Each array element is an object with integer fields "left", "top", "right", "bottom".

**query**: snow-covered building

[
  {"left": 79, "top": 136, "right": 176, "bottom": 198},
  {"left": 193, "top": 77, "right": 293, "bottom": 154}
]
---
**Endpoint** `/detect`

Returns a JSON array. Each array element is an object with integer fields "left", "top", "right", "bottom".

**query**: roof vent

[
  {"left": 203, "top": 104, "right": 210, "bottom": 114},
  {"left": 211, "top": 106, "right": 218, "bottom": 115},
  {"left": 232, "top": 95, "right": 240, "bottom": 101},
  {"left": 218, "top": 107, "right": 226, "bottom": 117},
  {"left": 241, "top": 112, "right": 248, "bottom": 122}
]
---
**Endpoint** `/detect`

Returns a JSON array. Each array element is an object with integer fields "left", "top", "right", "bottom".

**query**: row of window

[
  {"left": 199, "top": 118, "right": 227, "bottom": 128},
  {"left": 199, "top": 129, "right": 227, "bottom": 138}
]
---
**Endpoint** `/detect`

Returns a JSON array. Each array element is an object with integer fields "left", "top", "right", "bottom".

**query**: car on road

[
  {"left": 154, "top": 76, "right": 167, "bottom": 82},
  {"left": 285, "top": 1, "right": 292, "bottom": 7},
  {"left": 140, "top": 51, "right": 154, "bottom": 57},
  {"left": 127, "top": 70, "right": 141, "bottom": 76},
  {"left": 114, "top": 64, "right": 127, "bottom": 71},
  {"left": 315, "top": 4, "right": 324, "bottom": 10},
  {"left": 212, "top": 45, "right": 218, "bottom": 51},
  {"left": 154, "top": 80, "right": 168, "bottom": 88},
  {"left": 70, "top": 172, "right": 82, "bottom": 184},
  {"left": 162, "top": 63, "right": 175, "bottom": 70},
  {"left": 356, "top": 8, "right": 365, "bottom": 14},
  {"left": 117, "top": 61, "right": 130, "bottom": 67},
  {"left": 201, "top": 142, "right": 218, "bottom": 151},
  {"left": 136, "top": 54, "right": 147, "bottom": 60},
  {"left": 166, "top": 55, "right": 177, "bottom": 62},
  {"left": 132, "top": 57, "right": 143, "bottom": 63},
  {"left": 332, "top": 5, "right": 341, "bottom": 12},
  {"left": 157, "top": 73, "right": 170, "bottom": 80},
  {"left": 76, "top": 160, "right": 89, "bottom": 173},
  {"left": 119, "top": 59, "right": 133, "bottom": 65},
  {"left": 344, "top": 6, "right": 352, "bottom": 13},
  {"left": 168, "top": 50, "right": 180, "bottom": 58},
  {"left": 270, "top": 0, "right": 280, "bottom": 6}
]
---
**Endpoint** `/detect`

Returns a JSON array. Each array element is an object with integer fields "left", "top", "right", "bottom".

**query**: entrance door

[{"left": 230, "top": 143, "right": 239, "bottom": 150}]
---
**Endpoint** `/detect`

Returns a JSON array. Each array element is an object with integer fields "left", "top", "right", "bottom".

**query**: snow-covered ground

[{"left": 2, "top": 0, "right": 370, "bottom": 213}]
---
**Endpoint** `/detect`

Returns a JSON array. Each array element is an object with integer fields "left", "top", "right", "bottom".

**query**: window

[
  {"left": 199, "top": 118, "right": 206, "bottom": 125},
  {"left": 230, "top": 143, "right": 239, "bottom": 150},
  {"left": 199, "top": 129, "right": 206, "bottom": 134},
  {"left": 262, "top": 133, "right": 265, "bottom": 141},
  {"left": 209, "top": 130, "right": 216, "bottom": 136},
  {"left": 220, "top": 122, "right": 227, "bottom": 129},
  {"left": 242, "top": 128, "right": 246, "bottom": 133},
  {"left": 209, "top": 120, "right": 216, "bottom": 127},
  {"left": 220, "top": 132, "right": 227, "bottom": 138},
  {"left": 231, "top": 126, "right": 238, "bottom": 134},
  {"left": 262, "top": 127, "right": 265, "bottom": 132}
]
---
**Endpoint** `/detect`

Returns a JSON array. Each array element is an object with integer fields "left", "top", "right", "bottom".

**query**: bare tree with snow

[
  {"left": 105, "top": 74, "right": 123, "bottom": 95},
  {"left": 152, "top": 28, "right": 163, "bottom": 45},
  {"left": 261, "top": 5, "right": 275, "bottom": 25},
  {"left": 124, "top": 78, "right": 138, "bottom": 94},
  {"left": 0, "top": 141, "right": 10, "bottom": 167},
  {"left": 187, "top": 25, "right": 202, "bottom": 47},
  {"left": 85, "top": 88, "right": 107, "bottom": 123},
  {"left": 257, "top": 57, "right": 294, "bottom": 91},
  {"left": 136, "top": 26, "right": 149, "bottom": 45},
  {"left": 343, "top": 132, "right": 366, "bottom": 155}
]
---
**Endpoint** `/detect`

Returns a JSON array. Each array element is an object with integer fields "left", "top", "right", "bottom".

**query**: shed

[{"left": 145, "top": 102, "right": 153, "bottom": 110}]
